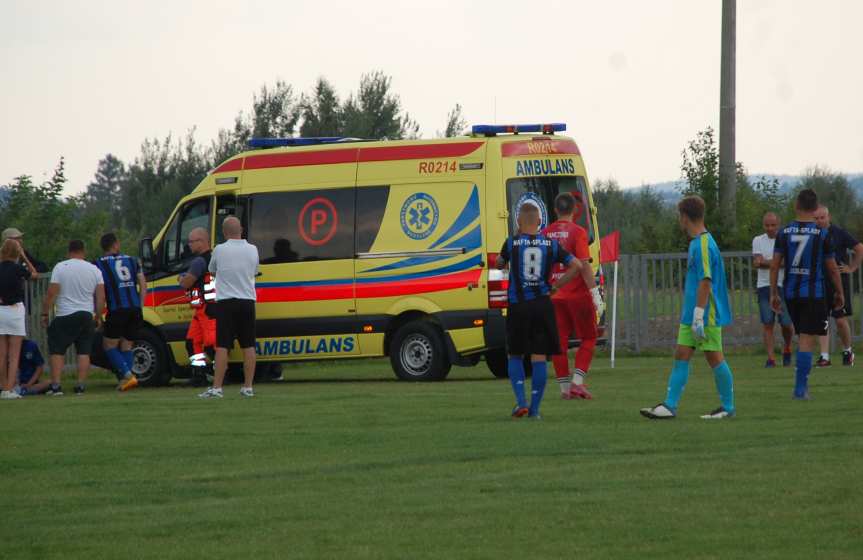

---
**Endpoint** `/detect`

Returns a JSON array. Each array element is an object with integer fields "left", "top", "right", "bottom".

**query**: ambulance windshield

[{"left": 506, "top": 176, "right": 594, "bottom": 242}]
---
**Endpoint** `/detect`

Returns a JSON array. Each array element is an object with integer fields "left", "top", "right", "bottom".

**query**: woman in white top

[{"left": 0, "top": 238, "right": 39, "bottom": 399}]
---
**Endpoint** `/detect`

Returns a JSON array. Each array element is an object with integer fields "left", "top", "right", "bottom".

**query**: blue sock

[
  {"left": 507, "top": 357, "right": 527, "bottom": 409},
  {"left": 105, "top": 348, "right": 130, "bottom": 380},
  {"left": 122, "top": 350, "right": 134, "bottom": 373},
  {"left": 664, "top": 360, "right": 691, "bottom": 410},
  {"left": 795, "top": 351, "right": 812, "bottom": 397},
  {"left": 529, "top": 360, "right": 548, "bottom": 416},
  {"left": 712, "top": 361, "right": 735, "bottom": 413}
]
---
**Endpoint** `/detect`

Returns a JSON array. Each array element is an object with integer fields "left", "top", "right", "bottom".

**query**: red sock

[{"left": 574, "top": 337, "right": 596, "bottom": 374}]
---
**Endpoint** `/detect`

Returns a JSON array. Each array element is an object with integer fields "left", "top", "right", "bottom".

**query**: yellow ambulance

[{"left": 133, "top": 123, "right": 602, "bottom": 384}]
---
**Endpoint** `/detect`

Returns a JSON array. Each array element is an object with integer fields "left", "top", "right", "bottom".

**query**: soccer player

[
  {"left": 640, "top": 195, "right": 736, "bottom": 420},
  {"left": 94, "top": 233, "right": 145, "bottom": 392},
  {"left": 752, "top": 212, "right": 794, "bottom": 367},
  {"left": 542, "top": 192, "right": 604, "bottom": 399},
  {"left": 813, "top": 205, "right": 862, "bottom": 367},
  {"left": 496, "top": 203, "right": 581, "bottom": 419},
  {"left": 771, "top": 190, "right": 844, "bottom": 400}
]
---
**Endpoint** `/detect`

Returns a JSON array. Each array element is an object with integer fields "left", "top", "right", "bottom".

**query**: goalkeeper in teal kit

[{"left": 641, "top": 195, "right": 736, "bottom": 420}]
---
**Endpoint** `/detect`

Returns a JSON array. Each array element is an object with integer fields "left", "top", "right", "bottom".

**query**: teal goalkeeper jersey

[{"left": 680, "top": 232, "right": 732, "bottom": 327}]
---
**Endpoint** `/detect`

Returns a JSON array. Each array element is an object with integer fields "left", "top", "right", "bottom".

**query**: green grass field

[{"left": 2, "top": 354, "right": 862, "bottom": 559}]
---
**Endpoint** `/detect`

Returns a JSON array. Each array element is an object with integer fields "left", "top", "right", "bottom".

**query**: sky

[{"left": 2, "top": 0, "right": 862, "bottom": 195}]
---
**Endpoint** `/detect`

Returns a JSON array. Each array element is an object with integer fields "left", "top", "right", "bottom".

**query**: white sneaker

[
  {"left": 700, "top": 406, "right": 735, "bottom": 419},
  {"left": 239, "top": 387, "right": 255, "bottom": 398},
  {"left": 198, "top": 387, "right": 223, "bottom": 399},
  {"left": 640, "top": 403, "right": 676, "bottom": 419},
  {"left": 1, "top": 390, "right": 22, "bottom": 400}
]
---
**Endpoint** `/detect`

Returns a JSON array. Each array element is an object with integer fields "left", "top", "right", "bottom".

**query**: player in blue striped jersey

[
  {"left": 496, "top": 203, "right": 582, "bottom": 419},
  {"left": 94, "top": 233, "right": 146, "bottom": 391},
  {"left": 770, "top": 189, "right": 844, "bottom": 400}
]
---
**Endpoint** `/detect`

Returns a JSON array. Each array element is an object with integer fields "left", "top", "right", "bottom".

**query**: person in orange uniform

[
  {"left": 178, "top": 227, "right": 217, "bottom": 386},
  {"left": 541, "top": 192, "right": 604, "bottom": 399}
]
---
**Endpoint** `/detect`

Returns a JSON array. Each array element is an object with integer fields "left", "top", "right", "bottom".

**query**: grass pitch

[{"left": 2, "top": 354, "right": 862, "bottom": 559}]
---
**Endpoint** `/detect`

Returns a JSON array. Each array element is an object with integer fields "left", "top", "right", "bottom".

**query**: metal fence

[
  {"left": 21, "top": 258, "right": 863, "bottom": 359},
  {"left": 611, "top": 251, "right": 863, "bottom": 351},
  {"left": 23, "top": 278, "right": 78, "bottom": 367}
]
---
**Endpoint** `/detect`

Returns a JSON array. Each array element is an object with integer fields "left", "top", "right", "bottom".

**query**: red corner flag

[{"left": 599, "top": 231, "right": 620, "bottom": 264}]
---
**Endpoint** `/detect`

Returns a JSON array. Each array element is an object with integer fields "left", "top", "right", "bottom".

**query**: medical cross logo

[{"left": 400, "top": 192, "right": 439, "bottom": 240}]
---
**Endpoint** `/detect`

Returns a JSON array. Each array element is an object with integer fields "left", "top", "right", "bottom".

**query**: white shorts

[{"left": 0, "top": 303, "right": 26, "bottom": 336}]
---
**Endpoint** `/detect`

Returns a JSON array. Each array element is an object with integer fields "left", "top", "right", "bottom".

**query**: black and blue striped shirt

[
  {"left": 499, "top": 234, "right": 573, "bottom": 304},
  {"left": 95, "top": 254, "right": 142, "bottom": 311}
]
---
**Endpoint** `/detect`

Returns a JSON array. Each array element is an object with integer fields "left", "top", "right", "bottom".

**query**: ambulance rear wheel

[
  {"left": 131, "top": 329, "right": 171, "bottom": 387},
  {"left": 391, "top": 321, "right": 451, "bottom": 381},
  {"left": 485, "top": 349, "right": 508, "bottom": 378}
]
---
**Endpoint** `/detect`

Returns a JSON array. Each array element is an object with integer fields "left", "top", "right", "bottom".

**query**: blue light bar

[
  {"left": 248, "top": 137, "right": 349, "bottom": 148},
  {"left": 471, "top": 123, "right": 566, "bottom": 136}
]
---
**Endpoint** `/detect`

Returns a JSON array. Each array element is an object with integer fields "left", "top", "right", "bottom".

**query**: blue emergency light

[
  {"left": 470, "top": 123, "right": 566, "bottom": 136},
  {"left": 248, "top": 137, "right": 352, "bottom": 148}
]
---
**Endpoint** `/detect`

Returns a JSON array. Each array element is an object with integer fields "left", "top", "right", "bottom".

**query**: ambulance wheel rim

[
  {"left": 401, "top": 335, "right": 432, "bottom": 374},
  {"left": 132, "top": 341, "right": 156, "bottom": 378}
]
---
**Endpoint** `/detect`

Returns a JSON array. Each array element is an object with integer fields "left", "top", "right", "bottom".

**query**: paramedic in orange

[{"left": 178, "top": 227, "right": 216, "bottom": 385}]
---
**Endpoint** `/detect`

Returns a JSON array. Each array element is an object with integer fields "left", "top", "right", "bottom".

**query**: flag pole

[{"left": 611, "top": 259, "right": 619, "bottom": 369}]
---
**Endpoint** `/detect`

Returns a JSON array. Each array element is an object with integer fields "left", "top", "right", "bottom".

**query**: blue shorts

[{"left": 757, "top": 287, "right": 792, "bottom": 327}]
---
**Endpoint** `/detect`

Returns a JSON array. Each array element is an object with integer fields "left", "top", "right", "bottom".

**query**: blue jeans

[{"left": 757, "top": 287, "right": 792, "bottom": 326}]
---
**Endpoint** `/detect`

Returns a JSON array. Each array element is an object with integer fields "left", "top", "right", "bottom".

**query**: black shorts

[
  {"left": 103, "top": 307, "right": 144, "bottom": 340},
  {"left": 786, "top": 298, "right": 829, "bottom": 336},
  {"left": 215, "top": 299, "right": 256, "bottom": 349},
  {"left": 47, "top": 311, "right": 96, "bottom": 355},
  {"left": 506, "top": 296, "right": 561, "bottom": 356},
  {"left": 826, "top": 274, "right": 853, "bottom": 318}
]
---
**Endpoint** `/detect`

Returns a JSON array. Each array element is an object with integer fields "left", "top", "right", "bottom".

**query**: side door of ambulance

[
  {"left": 353, "top": 143, "right": 489, "bottom": 358},
  {"left": 243, "top": 186, "right": 361, "bottom": 361},
  {"left": 146, "top": 195, "right": 214, "bottom": 361}
]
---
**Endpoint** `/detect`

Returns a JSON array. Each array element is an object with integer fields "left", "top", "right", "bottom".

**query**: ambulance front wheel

[
  {"left": 390, "top": 321, "right": 452, "bottom": 381},
  {"left": 131, "top": 329, "right": 172, "bottom": 387}
]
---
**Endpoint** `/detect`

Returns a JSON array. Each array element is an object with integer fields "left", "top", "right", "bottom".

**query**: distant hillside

[{"left": 625, "top": 173, "right": 863, "bottom": 204}]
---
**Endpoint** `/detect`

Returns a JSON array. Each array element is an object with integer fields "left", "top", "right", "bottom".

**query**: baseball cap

[{"left": 1, "top": 228, "right": 23, "bottom": 240}]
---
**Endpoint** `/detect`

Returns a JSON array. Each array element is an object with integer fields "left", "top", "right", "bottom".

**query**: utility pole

[{"left": 719, "top": 0, "right": 737, "bottom": 228}]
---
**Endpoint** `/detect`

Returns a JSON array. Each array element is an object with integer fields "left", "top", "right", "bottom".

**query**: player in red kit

[{"left": 541, "top": 192, "right": 604, "bottom": 399}]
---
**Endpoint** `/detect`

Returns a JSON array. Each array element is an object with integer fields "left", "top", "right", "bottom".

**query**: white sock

[
  {"left": 572, "top": 369, "right": 586, "bottom": 385},
  {"left": 821, "top": 353, "right": 830, "bottom": 360},
  {"left": 557, "top": 375, "right": 572, "bottom": 395}
]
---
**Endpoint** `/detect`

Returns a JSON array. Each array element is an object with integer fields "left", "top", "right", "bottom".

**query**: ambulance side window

[
  {"left": 248, "top": 189, "right": 355, "bottom": 263},
  {"left": 163, "top": 198, "right": 211, "bottom": 271},
  {"left": 355, "top": 186, "right": 390, "bottom": 253},
  {"left": 506, "top": 177, "right": 595, "bottom": 242}
]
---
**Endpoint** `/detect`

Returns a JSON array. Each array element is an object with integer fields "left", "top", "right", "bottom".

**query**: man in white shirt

[
  {"left": 199, "top": 216, "right": 260, "bottom": 399},
  {"left": 41, "top": 240, "right": 106, "bottom": 395},
  {"left": 752, "top": 212, "right": 794, "bottom": 367}
]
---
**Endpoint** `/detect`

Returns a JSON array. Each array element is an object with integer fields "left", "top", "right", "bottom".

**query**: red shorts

[
  {"left": 552, "top": 293, "right": 597, "bottom": 341},
  {"left": 186, "top": 307, "right": 216, "bottom": 350}
]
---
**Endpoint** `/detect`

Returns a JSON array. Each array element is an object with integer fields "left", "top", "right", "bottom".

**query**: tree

[
  {"left": 794, "top": 167, "right": 863, "bottom": 239},
  {"left": 440, "top": 104, "right": 467, "bottom": 138},
  {"left": 341, "top": 71, "right": 419, "bottom": 139},
  {"left": 592, "top": 178, "right": 678, "bottom": 253},
  {"left": 678, "top": 127, "right": 786, "bottom": 249},
  {"left": 680, "top": 127, "right": 721, "bottom": 235},
  {"left": 299, "top": 78, "right": 343, "bottom": 137},
  {"left": 80, "top": 154, "right": 126, "bottom": 228}
]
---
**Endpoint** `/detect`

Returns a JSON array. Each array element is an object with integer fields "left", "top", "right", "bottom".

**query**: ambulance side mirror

[{"left": 139, "top": 238, "right": 155, "bottom": 273}]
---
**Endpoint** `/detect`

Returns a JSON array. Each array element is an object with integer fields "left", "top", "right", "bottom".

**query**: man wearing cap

[{"left": 2, "top": 228, "right": 48, "bottom": 273}]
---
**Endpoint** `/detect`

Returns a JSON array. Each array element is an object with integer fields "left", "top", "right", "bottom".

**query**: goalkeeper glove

[
  {"left": 692, "top": 306, "right": 706, "bottom": 341},
  {"left": 590, "top": 286, "right": 605, "bottom": 316}
]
